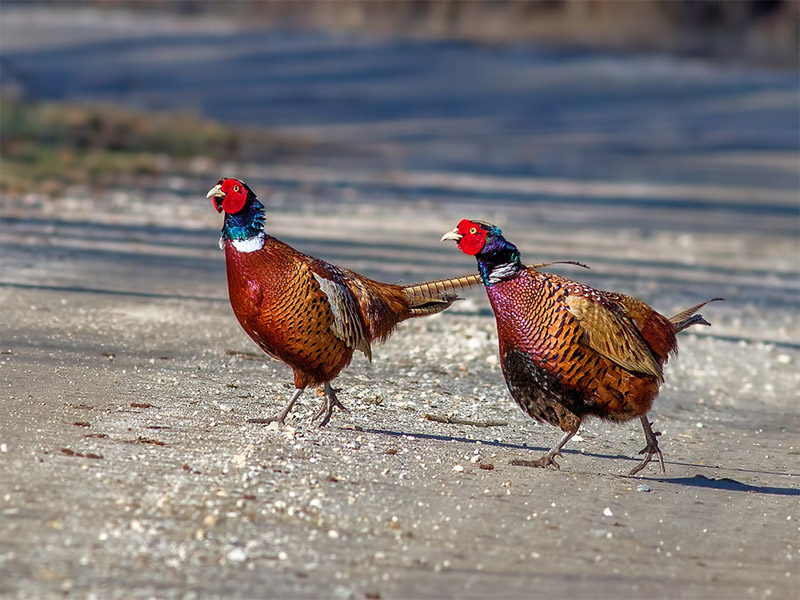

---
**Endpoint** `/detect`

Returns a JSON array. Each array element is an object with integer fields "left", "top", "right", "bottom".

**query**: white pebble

[
  {"left": 453, "top": 464, "right": 464, "bottom": 473},
  {"left": 777, "top": 354, "right": 791, "bottom": 364},
  {"left": 603, "top": 507, "right": 613, "bottom": 517},
  {"left": 227, "top": 547, "right": 247, "bottom": 562}
]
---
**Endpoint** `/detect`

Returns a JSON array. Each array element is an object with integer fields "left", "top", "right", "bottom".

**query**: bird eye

[
  {"left": 233, "top": 185, "right": 240, "bottom": 192},
  {"left": 469, "top": 227, "right": 477, "bottom": 234}
]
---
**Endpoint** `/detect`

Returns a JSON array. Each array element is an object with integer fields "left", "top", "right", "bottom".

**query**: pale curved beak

[
  {"left": 441, "top": 228, "right": 463, "bottom": 242},
  {"left": 207, "top": 183, "right": 225, "bottom": 213},
  {"left": 206, "top": 183, "right": 224, "bottom": 199}
]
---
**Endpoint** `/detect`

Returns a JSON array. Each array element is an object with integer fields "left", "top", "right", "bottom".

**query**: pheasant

[
  {"left": 208, "top": 178, "right": 483, "bottom": 426},
  {"left": 442, "top": 219, "right": 721, "bottom": 475}
]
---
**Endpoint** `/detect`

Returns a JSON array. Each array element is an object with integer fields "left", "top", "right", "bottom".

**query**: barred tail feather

[
  {"left": 403, "top": 273, "right": 482, "bottom": 305},
  {"left": 402, "top": 262, "right": 589, "bottom": 317},
  {"left": 670, "top": 298, "right": 724, "bottom": 334},
  {"left": 402, "top": 273, "right": 482, "bottom": 317}
]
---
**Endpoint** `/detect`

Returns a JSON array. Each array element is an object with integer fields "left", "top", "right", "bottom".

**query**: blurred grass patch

[{"left": 0, "top": 96, "right": 296, "bottom": 193}]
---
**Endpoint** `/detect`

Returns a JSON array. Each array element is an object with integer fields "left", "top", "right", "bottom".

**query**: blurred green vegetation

[{"left": 0, "top": 97, "right": 243, "bottom": 193}]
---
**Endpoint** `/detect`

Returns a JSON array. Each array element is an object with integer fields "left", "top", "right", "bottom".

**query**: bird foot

[
  {"left": 510, "top": 452, "right": 561, "bottom": 470},
  {"left": 313, "top": 385, "right": 349, "bottom": 428},
  {"left": 628, "top": 426, "right": 665, "bottom": 477},
  {"left": 246, "top": 388, "right": 306, "bottom": 427}
]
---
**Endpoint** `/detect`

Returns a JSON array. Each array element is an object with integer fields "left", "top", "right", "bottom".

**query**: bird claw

[
  {"left": 637, "top": 428, "right": 662, "bottom": 455},
  {"left": 510, "top": 452, "right": 561, "bottom": 470},
  {"left": 629, "top": 440, "right": 665, "bottom": 477},
  {"left": 629, "top": 418, "right": 666, "bottom": 476},
  {"left": 313, "top": 384, "right": 349, "bottom": 427}
]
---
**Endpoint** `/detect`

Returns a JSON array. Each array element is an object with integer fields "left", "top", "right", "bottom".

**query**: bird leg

[
  {"left": 628, "top": 415, "right": 665, "bottom": 476},
  {"left": 313, "top": 382, "right": 349, "bottom": 428},
  {"left": 247, "top": 387, "right": 305, "bottom": 426},
  {"left": 511, "top": 428, "right": 577, "bottom": 470}
]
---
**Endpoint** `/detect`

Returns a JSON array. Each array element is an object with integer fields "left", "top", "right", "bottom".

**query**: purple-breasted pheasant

[
  {"left": 442, "top": 219, "right": 721, "bottom": 475},
  {"left": 209, "top": 178, "right": 482, "bottom": 426}
]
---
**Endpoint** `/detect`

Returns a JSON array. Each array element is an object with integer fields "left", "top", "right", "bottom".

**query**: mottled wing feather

[
  {"left": 311, "top": 264, "right": 372, "bottom": 360},
  {"left": 341, "top": 268, "right": 410, "bottom": 343},
  {"left": 564, "top": 294, "right": 663, "bottom": 381},
  {"left": 606, "top": 293, "right": 678, "bottom": 361}
]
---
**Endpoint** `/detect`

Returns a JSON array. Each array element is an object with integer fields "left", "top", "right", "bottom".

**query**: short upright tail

[{"left": 670, "top": 298, "right": 724, "bottom": 333}]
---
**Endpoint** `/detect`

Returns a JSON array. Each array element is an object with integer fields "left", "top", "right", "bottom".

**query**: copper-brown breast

[
  {"left": 224, "top": 237, "right": 356, "bottom": 388},
  {"left": 487, "top": 270, "right": 662, "bottom": 423}
]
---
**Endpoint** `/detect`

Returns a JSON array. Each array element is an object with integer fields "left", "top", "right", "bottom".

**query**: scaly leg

[
  {"left": 511, "top": 428, "right": 578, "bottom": 470},
  {"left": 247, "top": 387, "right": 305, "bottom": 425},
  {"left": 313, "top": 382, "right": 349, "bottom": 428},
  {"left": 628, "top": 415, "right": 665, "bottom": 476}
]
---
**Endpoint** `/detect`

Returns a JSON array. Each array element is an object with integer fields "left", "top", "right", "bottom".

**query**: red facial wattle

[
  {"left": 218, "top": 179, "right": 248, "bottom": 214},
  {"left": 457, "top": 220, "right": 487, "bottom": 256},
  {"left": 221, "top": 192, "right": 246, "bottom": 214}
]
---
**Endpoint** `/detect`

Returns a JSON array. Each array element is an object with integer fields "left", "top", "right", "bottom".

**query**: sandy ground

[
  {"left": 2, "top": 185, "right": 798, "bottom": 600},
  {"left": 2, "top": 8, "right": 799, "bottom": 600}
]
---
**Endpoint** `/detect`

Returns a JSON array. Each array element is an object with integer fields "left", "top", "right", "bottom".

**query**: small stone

[
  {"left": 637, "top": 484, "right": 653, "bottom": 492},
  {"left": 603, "top": 507, "right": 613, "bottom": 517},
  {"left": 327, "top": 529, "right": 340, "bottom": 539},
  {"left": 777, "top": 354, "right": 791, "bottom": 364},
  {"left": 227, "top": 547, "right": 247, "bottom": 562},
  {"left": 452, "top": 464, "right": 464, "bottom": 473}
]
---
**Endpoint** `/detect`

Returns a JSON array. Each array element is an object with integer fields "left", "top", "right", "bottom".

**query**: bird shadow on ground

[
  {"left": 357, "top": 425, "right": 637, "bottom": 465},
  {"left": 638, "top": 474, "right": 800, "bottom": 496},
  {"left": 356, "top": 426, "right": 800, "bottom": 496}
]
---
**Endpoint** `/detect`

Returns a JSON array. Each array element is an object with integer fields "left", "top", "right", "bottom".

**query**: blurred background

[{"left": 1, "top": 0, "right": 798, "bottom": 343}]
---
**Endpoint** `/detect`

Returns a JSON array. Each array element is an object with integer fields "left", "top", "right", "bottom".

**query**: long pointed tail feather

[
  {"left": 670, "top": 297, "right": 724, "bottom": 333},
  {"left": 402, "top": 261, "right": 590, "bottom": 317},
  {"left": 403, "top": 273, "right": 480, "bottom": 307}
]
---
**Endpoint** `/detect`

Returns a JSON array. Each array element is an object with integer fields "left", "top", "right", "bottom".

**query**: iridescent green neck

[{"left": 221, "top": 198, "right": 266, "bottom": 241}]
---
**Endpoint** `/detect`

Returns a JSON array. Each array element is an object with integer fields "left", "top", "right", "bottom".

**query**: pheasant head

[
  {"left": 207, "top": 177, "right": 257, "bottom": 214},
  {"left": 208, "top": 178, "right": 266, "bottom": 250},
  {"left": 442, "top": 219, "right": 522, "bottom": 285}
]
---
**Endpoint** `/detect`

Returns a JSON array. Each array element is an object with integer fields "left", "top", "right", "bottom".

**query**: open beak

[
  {"left": 441, "top": 228, "right": 463, "bottom": 243},
  {"left": 207, "top": 183, "right": 225, "bottom": 213}
]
